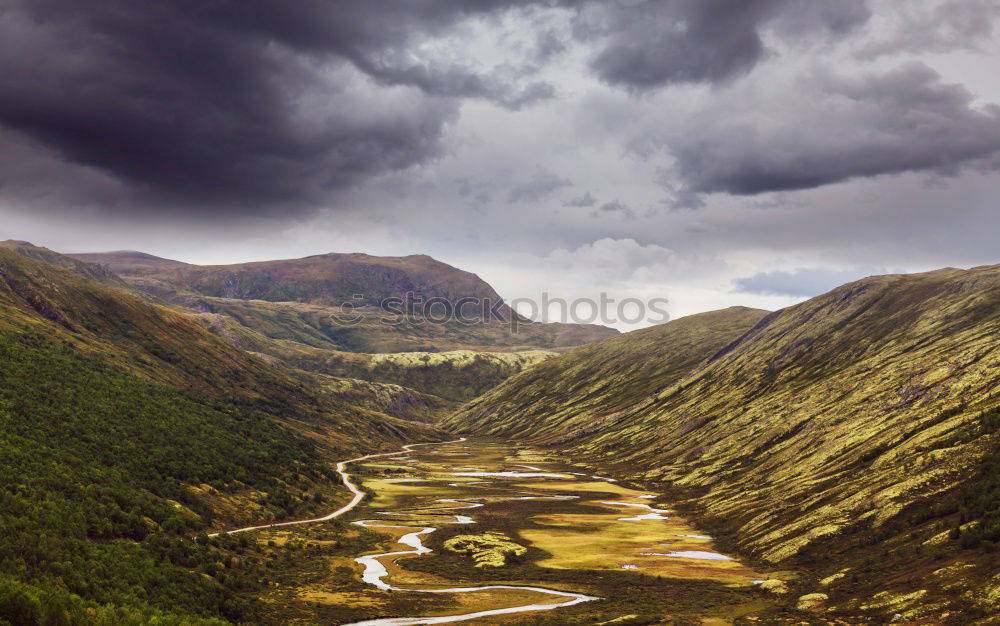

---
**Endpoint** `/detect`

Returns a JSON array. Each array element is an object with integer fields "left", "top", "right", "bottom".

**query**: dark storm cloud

[
  {"left": 347, "top": 56, "right": 556, "bottom": 110},
  {"left": 664, "top": 63, "right": 1000, "bottom": 203},
  {"left": 574, "top": 0, "right": 870, "bottom": 90},
  {"left": 3, "top": 0, "right": 998, "bottom": 223},
  {"left": 733, "top": 266, "right": 888, "bottom": 296},
  {"left": 0, "top": 0, "right": 556, "bottom": 216}
]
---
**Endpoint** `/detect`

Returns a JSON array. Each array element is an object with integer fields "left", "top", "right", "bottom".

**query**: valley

[
  {"left": 239, "top": 438, "right": 777, "bottom": 625},
  {"left": 1, "top": 241, "right": 997, "bottom": 624},
  {"left": 6, "top": 4, "right": 1000, "bottom": 623}
]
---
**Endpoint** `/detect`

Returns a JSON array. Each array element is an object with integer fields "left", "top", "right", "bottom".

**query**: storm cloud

[
  {"left": 1, "top": 0, "right": 1000, "bottom": 250},
  {"left": 0, "top": 0, "right": 561, "bottom": 216},
  {"left": 661, "top": 63, "right": 1000, "bottom": 203},
  {"left": 575, "top": 0, "right": 870, "bottom": 89}
]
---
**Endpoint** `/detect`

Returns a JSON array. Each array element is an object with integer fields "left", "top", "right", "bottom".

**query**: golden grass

[
  {"left": 507, "top": 480, "right": 761, "bottom": 585},
  {"left": 422, "top": 587, "right": 570, "bottom": 616},
  {"left": 522, "top": 509, "right": 758, "bottom": 585},
  {"left": 444, "top": 532, "right": 527, "bottom": 567},
  {"left": 261, "top": 439, "right": 771, "bottom": 622},
  {"left": 298, "top": 590, "right": 384, "bottom": 607}
]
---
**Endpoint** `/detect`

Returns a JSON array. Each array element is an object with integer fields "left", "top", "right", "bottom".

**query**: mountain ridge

[
  {"left": 68, "top": 247, "right": 619, "bottom": 355},
  {"left": 72, "top": 250, "right": 519, "bottom": 317}
]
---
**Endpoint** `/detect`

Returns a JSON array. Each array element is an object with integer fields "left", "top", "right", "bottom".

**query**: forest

[{"left": 0, "top": 331, "right": 339, "bottom": 624}]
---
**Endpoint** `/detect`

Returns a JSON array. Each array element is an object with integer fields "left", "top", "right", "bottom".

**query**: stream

[{"left": 213, "top": 438, "right": 760, "bottom": 624}]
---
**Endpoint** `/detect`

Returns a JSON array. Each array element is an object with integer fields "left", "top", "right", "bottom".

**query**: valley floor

[{"left": 236, "top": 439, "right": 873, "bottom": 624}]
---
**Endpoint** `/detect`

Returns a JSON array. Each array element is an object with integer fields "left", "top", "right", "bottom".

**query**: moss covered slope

[
  {"left": 441, "top": 306, "right": 768, "bottom": 439},
  {"left": 445, "top": 266, "right": 1000, "bottom": 619}
]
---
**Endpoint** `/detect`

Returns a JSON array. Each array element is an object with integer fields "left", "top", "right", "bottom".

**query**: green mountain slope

[
  {"left": 70, "top": 250, "right": 516, "bottom": 315},
  {"left": 196, "top": 311, "right": 556, "bottom": 402},
  {"left": 302, "top": 349, "right": 555, "bottom": 403},
  {"left": 0, "top": 247, "right": 440, "bottom": 624},
  {"left": 441, "top": 306, "right": 768, "bottom": 439},
  {"left": 65, "top": 248, "right": 614, "bottom": 408},
  {"left": 70, "top": 250, "right": 619, "bottom": 354},
  {"left": 444, "top": 266, "right": 1000, "bottom": 620},
  {"left": 315, "top": 374, "right": 457, "bottom": 423},
  {"left": 1, "top": 240, "right": 128, "bottom": 289}
]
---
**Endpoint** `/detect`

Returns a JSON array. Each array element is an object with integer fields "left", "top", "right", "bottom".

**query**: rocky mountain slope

[{"left": 444, "top": 266, "right": 1000, "bottom": 621}]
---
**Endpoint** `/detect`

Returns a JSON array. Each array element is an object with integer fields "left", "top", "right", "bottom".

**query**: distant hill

[
  {"left": 67, "top": 248, "right": 616, "bottom": 398},
  {"left": 79, "top": 250, "right": 504, "bottom": 318},
  {"left": 71, "top": 250, "right": 513, "bottom": 315},
  {"left": 444, "top": 266, "right": 1000, "bottom": 620}
]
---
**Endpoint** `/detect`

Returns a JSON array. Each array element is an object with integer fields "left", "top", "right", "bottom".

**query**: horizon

[{"left": 8, "top": 237, "right": 992, "bottom": 331}]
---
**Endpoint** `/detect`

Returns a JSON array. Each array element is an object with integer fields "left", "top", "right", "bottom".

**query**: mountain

[
  {"left": 184, "top": 295, "right": 606, "bottom": 353},
  {"left": 194, "top": 311, "right": 556, "bottom": 402},
  {"left": 0, "top": 246, "right": 441, "bottom": 624},
  {"left": 69, "top": 250, "right": 618, "bottom": 353},
  {"left": 65, "top": 248, "right": 614, "bottom": 404},
  {"left": 1, "top": 240, "right": 129, "bottom": 289},
  {"left": 441, "top": 307, "right": 769, "bottom": 440},
  {"left": 444, "top": 266, "right": 1000, "bottom": 621},
  {"left": 70, "top": 250, "right": 514, "bottom": 314},
  {"left": 288, "top": 349, "right": 555, "bottom": 403}
]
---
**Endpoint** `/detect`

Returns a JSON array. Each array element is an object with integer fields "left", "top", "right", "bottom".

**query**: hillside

[
  {"left": 196, "top": 311, "right": 556, "bottom": 402},
  {"left": 70, "top": 250, "right": 618, "bottom": 353},
  {"left": 0, "top": 247, "right": 441, "bottom": 624},
  {"left": 316, "top": 375, "right": 457, "bottom": 423},
  {"left": 445, "top": 266, "right": 1000, "bottom": 621},
  {"left": 441, "top": 307, "right": 768, "bottom": 439},
  {"left": 69, "top": 249, "right": 527, "bottom": 346},
  {"left": 299, "top": 349, "right": 555, "bottom": 403},
  {"left": 65, "top": 247, "right": 612, "bottom": 404},
  {"left": 188, "top": 296, "right": 601, "bottom": 354},
  {"left": 1, "top": 240, "right": 129, "bottom": 289},
  {"left": 70, "top": 251, "right": 511, "bottom": 314}
]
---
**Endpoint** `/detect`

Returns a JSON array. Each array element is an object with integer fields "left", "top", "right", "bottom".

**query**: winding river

[{"left": 210, "top": 438, "right": 599, "bottom": 624}]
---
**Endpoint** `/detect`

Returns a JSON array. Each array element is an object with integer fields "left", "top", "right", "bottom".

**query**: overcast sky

[{"left": 2, "top": 0, "right": 999, "bottom": 329}]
